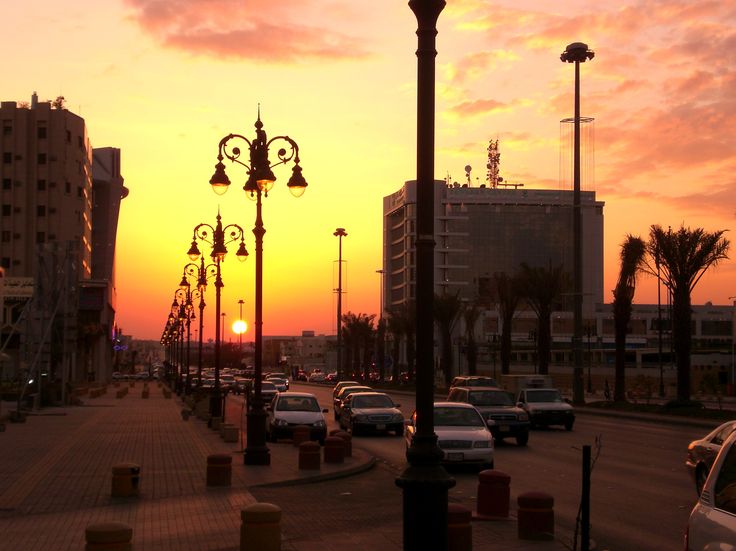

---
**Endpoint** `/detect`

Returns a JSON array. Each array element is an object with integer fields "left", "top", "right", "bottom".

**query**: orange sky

[{"left": 4, "top": 1, "right": 734, "bottom": 341}]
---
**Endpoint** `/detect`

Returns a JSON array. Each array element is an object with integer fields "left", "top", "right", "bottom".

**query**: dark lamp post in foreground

[
  {"left": 396, "top": 2, "right": 455, "bottom": 550},
  {"left": 209, "top": 110, "right": 307, "bottom": 466},
  {"left": 186, "top": 212, "right": 247, "bottom": 420},
  {"left": 560, "top": 41, "right": 594, "bottom": 406}
]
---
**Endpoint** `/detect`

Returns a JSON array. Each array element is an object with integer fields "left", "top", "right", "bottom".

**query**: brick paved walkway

[{"left": 0, "top": 383, "right": 568, "bottom": 550}]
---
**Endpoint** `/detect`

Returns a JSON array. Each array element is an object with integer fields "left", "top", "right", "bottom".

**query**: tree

[
  {"left": 386, "top": 307, "right": 406, "bottom": 384},
  {"left": 463, "top": 302, "right": 482, "bottom": 376},
  {"left": 517, "top": 263, "right": 569, "bottom": 375},
  {"left": 612, "top": 235, "right": 647, "bottom": 402},
  {"left": 646, "top": 225, "right": 730, "bottom": 402},
  {"left": 341, "top": 312, "right": 376, "bottom": 382},
  {"left": 433, "top": 291, "right": 463, "bottom": 387},
  {"left": 494, "top": 272, "right": 523, "bottom": 374}
]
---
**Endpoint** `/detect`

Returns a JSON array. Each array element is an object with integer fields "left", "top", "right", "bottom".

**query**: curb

[
  {"left": 575, "top": 406, "right": 725, "bottom": 429},
  {"left": 250, "top": 454, "right": 376, "bottom": 488}
]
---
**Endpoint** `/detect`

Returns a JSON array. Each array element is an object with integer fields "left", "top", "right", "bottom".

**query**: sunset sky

[{"left": 4, "top": 0, "right": 734, "bottom": 341}]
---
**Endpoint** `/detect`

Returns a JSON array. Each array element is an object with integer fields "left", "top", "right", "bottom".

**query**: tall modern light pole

[
  {"left": 561, "top": 42, "right": 594, "bottom": 406},
  {"left": 186, "top": 212, "right": 248, "bottom": 420},
  {"left": 334, "top": 228, "right": 347, "bottom": 378},
  {"left": 730, "top": 296, "right": 736, "bottom": 393},
  {"left": 656, "top": 245, "right": 665, "bottom": 397},
  {"left": 208, "top": 109, "right": 308, "bottom": 466},
  {"left": 397, "top": 2, "right": 455, "bottom": 550}
]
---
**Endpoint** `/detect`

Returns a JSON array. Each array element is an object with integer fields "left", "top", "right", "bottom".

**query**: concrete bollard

[
  {"left": 517, "top": 491, "right": 554, "bottom": 541},
  {"left": 111, "top": 463, "right": 140, "bottom": 498},
  {"left": 475, "top": 470, "right": 510, "bottom": 519},
  {"left": 447, "top": 503, "right": 472, "bottom": 551},
  {"left": 206, "top": 454, "right": 232, "bottom": 487},
  {"left": 323, "top": 436, "right": 345, "bottom": 464},
  {"left": 240, "top": 502, "right": 281, "bottom": 551},
  {"left": 85, "top": 521, "right": 133, "bottom": 551},
  {"left": 223, "top": 424, "right": 239, "bottom": 443},
  {"left": 332, "top": 431, "right": 352, "bottom": 457},
  {"left": 298, "top": 441, "right": 321, "bottom": 470},
  {"left": 292, "top": 425, "right": 311, "bottom": 447}
]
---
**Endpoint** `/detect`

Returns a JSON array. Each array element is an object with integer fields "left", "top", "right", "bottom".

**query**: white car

[
  {"left": 516, "top": 388, "right": 575, "bottom": 431},
  {"left": 405, "top": 402, "right": 494, "bottom": 469},
  {"left": 686, "top": 429, "right": 736, "bottom": 550},
  {"left": 266, "top": 392, "right": 328, "bottom": 444}
]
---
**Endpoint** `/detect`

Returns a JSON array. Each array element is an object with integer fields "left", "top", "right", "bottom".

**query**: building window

[
  {"left": 37, "top": 205, "right": 46, "bottom": 216},
  {"left": 2, "top": 178, "right": 10, "bottom": 190},
  {"left": 77, "top": 186, "right": 83, "bottom": 198},
  {"left": 37, "top": 126, "right": 47, "bottom": 139},
  {"left": 1, "top": 257, "right": 10, "bottom": 268},
  {"left": 3, "top": 152, "right": 11, "bottom": 164},
  {"left": 65, "top": 182, "right": 71, "bottom": 194},
  {"left": 1, "top": 231, "right": 10, "bottom": 242},
  {"left": 37, "top": 179, "right": 46, "bottom": 191},
  {"left": 1, "top": 205, "right": 10, "bottom": 216},
  {"left": 66, "top": 130, "right": 71, "bottom": 143},
  {"left": 2, "top": 122, "right": 11, "bottom": 135},
  {"left": 38, "top": 153, "right": 47, "bottom": 164},
  {"left": 36, "top": 232, "right": 45, "bottom": 243}
]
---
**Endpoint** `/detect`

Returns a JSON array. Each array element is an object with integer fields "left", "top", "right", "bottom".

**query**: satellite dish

[{"left": 464, "top": 165, "right": 472, "bottom": 174}]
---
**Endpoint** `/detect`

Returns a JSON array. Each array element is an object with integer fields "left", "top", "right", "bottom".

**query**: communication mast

[{"left": 486, "top": 139, "right": 501, "bottom": 188}]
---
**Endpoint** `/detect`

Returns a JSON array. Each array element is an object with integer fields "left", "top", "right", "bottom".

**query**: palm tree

[
  {"left": 463, "top": 302, "right": 482, "bottom": 376},
  {"left": 612, "top": 235, "right": 646, "bottom": 402},
  {"left": 494, "top": 272, "right": 523, "bottom": 375},
  {"left": 375, "top": 318, "right": 387, "bottom": 383},
  {"left": 517, "top": 263, "right": 569, "bottom": 375},
  {"left": 341, "top": 312, "right": 376, "bottom": 382},
  {"left": 646, "top": 225, "right": 730, "bottom": 402},
  {"left": 433, "top": 290, "right": 463, "bottom": 388},
  {"left": 387, "top": 306, "right": 407, "bottom": 383}
]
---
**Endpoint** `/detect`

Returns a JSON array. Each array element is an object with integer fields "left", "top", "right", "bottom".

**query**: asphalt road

[{"left": 271, "top": 381, "right": 709, "bottom": 551}]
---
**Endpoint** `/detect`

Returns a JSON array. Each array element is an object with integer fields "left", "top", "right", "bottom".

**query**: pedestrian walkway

[{"left": 0, "top": 383, "right": 569, "bottom": 550}]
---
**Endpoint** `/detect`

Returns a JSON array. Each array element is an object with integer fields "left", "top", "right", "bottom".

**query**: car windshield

[
  {"left": 269, "top": 378, "right": 286, "bottom": 384},
  {"left": 341, "top": 387, "right": 371, "bottom": 398},
  {"left": 352, "top": 395, "right": 394, "bottom": 409},
  {"left": 526, "top": 390, "right": 563, "bottom": 403},
  {"left": 466, "top": 378, "right": 497, "bottom": 387},
  {"left": 261, "top": 382, "right": 276, "bottom": 391},
  {"left": 276, "top": 396, "right": 320, "bottom": 412},
  {"left": 434, "top": 407, "right": 484, "bottom": 427},
  {"left": 468, "top": 390, "right": 514, "bottom": 406}
]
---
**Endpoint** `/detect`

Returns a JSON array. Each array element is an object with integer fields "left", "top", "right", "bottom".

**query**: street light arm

[
  {"left": 218, "top": 133, "right": 255, "bottom": 171},
  {"left": 265, "top": 135, "right": 300, "bottom": 169},
  {"left": 191, "top": 222, "right": 217, "bottom": 247}
]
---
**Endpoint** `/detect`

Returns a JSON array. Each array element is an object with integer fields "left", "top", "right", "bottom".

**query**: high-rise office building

[{"left": 381, "top": 179, "right": 604, "bottom": 315}]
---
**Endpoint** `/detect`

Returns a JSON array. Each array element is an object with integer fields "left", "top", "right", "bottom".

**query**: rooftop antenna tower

[{"left": 486, "top": 139, "right": 501, "bottom": 188}]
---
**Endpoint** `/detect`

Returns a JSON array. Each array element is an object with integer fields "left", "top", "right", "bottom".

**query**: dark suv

[{"left": 446, "top": 386, "right": 530, "bottom": 446}]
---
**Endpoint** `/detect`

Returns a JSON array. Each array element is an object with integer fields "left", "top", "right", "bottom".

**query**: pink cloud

[
  {"left": 123, "top": 0, "right": 369, "bottom": 62},
  {"left": 448, "top": 98, "right": 518, "bottom": 118}
]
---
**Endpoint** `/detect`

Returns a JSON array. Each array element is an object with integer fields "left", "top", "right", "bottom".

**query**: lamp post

[
  {"left": 334, "top": 228, "right": 347, "bottom": 378},
  {"left": 397, "top": 2, "right": 455, "bottom": 550},
  {"left": 186, "top": 212, "right": 248, "bottom": 420},
  {"left": 376, "top": 268, "right": 385, "bottom": 379},
  {"left": 730, "top": 296, "right": 736, "bottom": 393},
  {"left": 656, "top": 245, "right": 665, "bottom": 397},
  {"left": 586, "top": 323, "right": 593, "bottom": 394},
  {"left": 237, "top": 299, "right": 245, "bottom": 354},
  {"left": 208, "top": 109, "right": 308, "bottom": 466},
  {"left": 182, "top": 257, "right": 215, "bottom": 387},
  {"left": 561, "top": 41, "right": 594, "bottom": 406}
]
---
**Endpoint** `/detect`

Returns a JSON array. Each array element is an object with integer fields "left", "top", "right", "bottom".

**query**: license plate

[
  {"left": 376, "top": 424, "right": 386, "bottom": 431},
  {"left": 447, "top": 452, "right": 464, "bottom": 461},
  {"left": 498, "top": 425, "right": 509, "bottom": 432}
]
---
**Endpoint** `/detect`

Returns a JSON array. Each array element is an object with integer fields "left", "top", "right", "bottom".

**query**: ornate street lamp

[
  {"left": 186, "top": 211, "right": 248, "bottom": 421},
  {"left": 334, "top": 228, "right": 347, "bottom": 378},
  {"left": 561, "top": 42, "right": 594, "bottom": 406},
  {"left": 397, "top": 2, "right": 456, "bottom": 550},
  {"left": 181, "top": 258, "right": 217, "bottom": 387},
  {"left": 209, "top": 109, "right": 307, "bottom": 466}
]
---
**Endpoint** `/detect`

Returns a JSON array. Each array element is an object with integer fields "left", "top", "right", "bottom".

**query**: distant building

[
  {"left": 382, "top": 179, "right": 604, "bottom": 315},
  {"left": 0, "top": 93, "right": 126, "bottom": 393}
]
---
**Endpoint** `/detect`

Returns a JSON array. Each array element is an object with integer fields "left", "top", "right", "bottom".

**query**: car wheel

[
  {"left": 695, "top": 465, "right": 709, "bottom": 495},
  {"left": 564, "top": 420, "right": 574, "bottom": 432},
  {"left": 516, "top": 432, "right": 529, "bottom": 446},
  {"left": 351, "top": 422, "right": 360, "bottom": 436},
  {"left": 394, "top": 425, "right": 404, "bottom": 437}
]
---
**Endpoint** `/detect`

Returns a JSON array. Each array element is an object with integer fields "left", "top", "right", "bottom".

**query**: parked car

[
  {"left": 266, "top": 376, "right": 289, "bottom": 392},
  {"left": 325, "top": 372, "right": 338, "bottom": 383},
  {"left": 338, "top": 392, "right": 404, "bottom": 436},
  {"left": 405, "top": 402, "right": 494, "bottom": 469},
  {"left": 446, "top": 386, "right": 530, "bottom": 446},
  {"left": 686, "top": 420, "right": 736, "bottom": 495},
  {"left": 308, "top": 371, "right": 326, "bottom": 383},
  {"left": 449, "top": 376, "right": 498, "bottom": 389},
  {"left": 685, "top": 429, "right": 736, "bottom": 550},
  {"left": 248, "top": 381, "right": 279, "bottom": 405},
  {"left": 266, "top": 392, "right": 328, "bottom": 444},
  {"left": 295, "top": 370, "right": 308, "bottom": 381},
  {"left": 516, "top": 388, "right": 575, "bottom": 431},
  {"left": 333, "top": 385, "right": 372, "bottom": 420},
  {"left": 332, "top": 380, "right": 360, "bottom": 400}
]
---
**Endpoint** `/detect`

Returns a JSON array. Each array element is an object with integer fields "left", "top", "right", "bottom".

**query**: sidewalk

[{"left": 0, "top": 384, "right": 568, "bottom": 550}]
